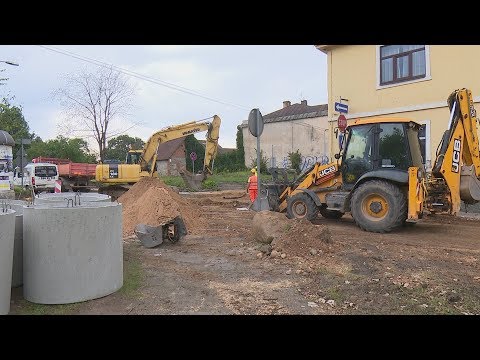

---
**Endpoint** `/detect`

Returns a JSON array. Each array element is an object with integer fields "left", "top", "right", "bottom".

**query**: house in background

[
  {"left": 155, "top": 137, "right": 186, "bottom": 176},
  {"left": 316, "top": 45, "right": 480, "bottom": 171},
  {"left": 241, "top": 100, "right": 329, "bottom": 171}
]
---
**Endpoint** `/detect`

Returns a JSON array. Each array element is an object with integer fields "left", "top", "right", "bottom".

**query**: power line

[{"left": 38, "top": 45, "right": 251, "bottom": 111}]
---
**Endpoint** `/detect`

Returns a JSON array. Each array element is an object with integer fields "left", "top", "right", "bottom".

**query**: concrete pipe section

[
  {"left": 35, "top": 192, "right": 111, "bottom": 204},
  {"left": 7, "top": 200, "right": 28, "bottom": 288},
  {"left": 23, "top": 202, "right": 123, "bottom": 304},
  {"left": 0, "top": 209, "right": 16, "bottom": 315}
]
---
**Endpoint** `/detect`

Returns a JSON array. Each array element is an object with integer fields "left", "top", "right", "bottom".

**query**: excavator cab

[{"left": 126, "top": 150, "right": 142, "bottom": 165}]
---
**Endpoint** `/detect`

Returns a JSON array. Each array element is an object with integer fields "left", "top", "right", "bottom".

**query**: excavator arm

[
  {"left": 430, "top": 88, "right": 480, "bottom": 212},
  {"left": 139, "top": 115, "right": 221, "bottom": 176}
]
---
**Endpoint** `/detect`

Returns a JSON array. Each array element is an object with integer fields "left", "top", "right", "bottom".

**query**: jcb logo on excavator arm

[
  {"left": 452, "top": 138, "right": 461, "bottom": 173},
  {"left": 319, "top": 165, "right": 336, "bottom": 178}
]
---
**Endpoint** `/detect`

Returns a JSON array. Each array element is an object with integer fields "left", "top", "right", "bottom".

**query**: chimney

[
  {"left": 283, "top": 100, "right": 291, "bottom": 108},
  {"left": 301, "top": 100, "right": 307, "bottom": 105}
]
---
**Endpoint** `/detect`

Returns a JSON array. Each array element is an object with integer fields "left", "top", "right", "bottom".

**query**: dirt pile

[
  {"left": 273, "top": 218, "right": 333, "bottom": 258},
  {"left": 250, "top": 211, "right": 333, "bottom": 258},
  {"left": 118, "top": 177, "right": 206, "bottom": 237}
]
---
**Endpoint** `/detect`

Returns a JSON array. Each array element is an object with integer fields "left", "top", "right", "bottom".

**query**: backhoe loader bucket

[
  {"left": 460, "top": 165, "right": 480, "bottom": 204},
  {"left": 179, "top": 169, "right": 205, "bottom": 191},
  {"left": 134, "top": 216, "right": 187, "bottom": 248}
]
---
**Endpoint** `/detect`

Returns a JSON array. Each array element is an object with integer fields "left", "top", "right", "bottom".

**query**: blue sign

[
  {"left": 334, "top": 102, "right": 348, "bottom": 114},
  {"left": 338, "top": 132, "right": 345, "bottom": 150}
]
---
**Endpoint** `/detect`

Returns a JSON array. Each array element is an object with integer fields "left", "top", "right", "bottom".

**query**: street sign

[
  {"left": 338, "top": 132, "right": 345, "bottom": 150},
  {"left": 337, "top": 114, "right": 347, "bottom": 132},
  {"left": 248, "top": 108, "right": 264, "bottom": 137},
  {"left": 334, "top": 102, "right": 348, "bottom": 114},
  {"left": 190, "top": 152, "right": 197, "bottom": 161}
]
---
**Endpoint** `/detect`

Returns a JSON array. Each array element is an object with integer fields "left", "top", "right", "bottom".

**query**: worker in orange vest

[{"left": 246, "top": 167, "right": 258, "bottom": 203}]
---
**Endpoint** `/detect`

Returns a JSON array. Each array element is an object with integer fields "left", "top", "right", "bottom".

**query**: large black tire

[
  {"left": 319, "top": 206, "right": 344, "bottom": 219},
  {"left": 286, "top": 193, "right": 319, "bottom": 221},
  {"left": 350, "top": 180, "right": 407, "bottom": 233}
]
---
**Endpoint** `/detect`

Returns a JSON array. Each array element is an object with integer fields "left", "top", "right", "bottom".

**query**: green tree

[
  {"left": 250, "top": 149, "right": 269, "bottom": 174},
  {"left": 27, "top": 136, "right": 96, "bottom": 163},
  {"left": 235, "top": 125, "right": 245, "bottom": 166},
  {"left": 105, "top": 134, "right": 145, "bottom": 162},
  {"left": 288, "top": 149, "right": 302, "bottom": 174},
  {"left": 0, "top": 97, "right": 34, "bottom": 155},
  {"left": 184, "top": 135, "right": 205, "bottom": 172}
]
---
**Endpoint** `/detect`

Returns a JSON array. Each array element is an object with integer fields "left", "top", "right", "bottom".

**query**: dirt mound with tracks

[
  {"left": 118, "top": 177, "right": 206, "bottom": 237},
  {"left": 250, "top": 211, "right": 333, "bottom": 257}
]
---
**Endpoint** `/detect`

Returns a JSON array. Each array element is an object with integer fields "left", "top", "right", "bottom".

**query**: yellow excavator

[
  {"left": 266, "top": 88, "right": 480, "bottom": 233},
  {"left": 96, "top": 115, "right": 221, "bottom": 199}
]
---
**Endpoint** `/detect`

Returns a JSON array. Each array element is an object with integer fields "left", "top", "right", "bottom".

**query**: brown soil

[
  {"left": 272, "top": 219, "right": 333, "bottom": 258},
  {"left": 118, "top": 177, "right": 207, "bottom": 237},
  {"left": 9, "top": 187, "right": 480, "bottom": 315}
]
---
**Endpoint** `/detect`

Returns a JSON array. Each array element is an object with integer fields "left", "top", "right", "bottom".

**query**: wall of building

[
  {"left": 242, "top": 116, "right": 330, "bottom": 171},
  {"left": 156, "top": 146, "right": 186, "bottom": 176},
  {"left": 326, "top": 45, "right": 480, "bottom": 167}
]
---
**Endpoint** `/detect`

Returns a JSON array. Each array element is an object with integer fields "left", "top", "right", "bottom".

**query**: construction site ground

[{"left": 9, "top": 185, "right": 480, "bottom": 315}]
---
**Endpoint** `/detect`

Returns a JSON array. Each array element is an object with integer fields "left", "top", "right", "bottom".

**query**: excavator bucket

[{"left": 179, "top": 169, "right": 205, "bottom": 191}]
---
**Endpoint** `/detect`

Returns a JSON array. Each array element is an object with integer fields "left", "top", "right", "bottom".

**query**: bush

[
  {"left": 288, "top": 149, "right": 302, "bottom": 174},
  {"left": 14, "top": 185, "right": 32, "bottom": 200},
  {"left": 250, "top": 149, "right": 269, "bottom": 174}
]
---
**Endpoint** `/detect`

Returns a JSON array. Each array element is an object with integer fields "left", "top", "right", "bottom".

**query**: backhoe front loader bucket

[{"left": 134, "top": 216, "right": 187, "bottom": 248}]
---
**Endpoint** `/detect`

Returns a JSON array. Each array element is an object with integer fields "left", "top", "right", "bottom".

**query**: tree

[
  {"left": 53, "top": 66, "right": 136, "bottom": 162},
  {"left": 0, "top": 97, "right": 34, "bottom": 155},
  {"left": 236, "top": 125, "right": 245, "bottom": 166},
  {"left": 288, "top": 149, "right": 302, "bottom": 174},
  {"left": 27, "top": 136, "right": 96, "bottom": 163},
  {"left": 184, "top": 135, "right": 205, "bottom": 172},
  {"left": 105, "top": 134, "right": 145, "bottom": 162}
]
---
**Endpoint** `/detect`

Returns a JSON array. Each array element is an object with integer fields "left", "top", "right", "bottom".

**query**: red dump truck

[{"left": 31, "top": 157, "right": 97, "bottom": 192}]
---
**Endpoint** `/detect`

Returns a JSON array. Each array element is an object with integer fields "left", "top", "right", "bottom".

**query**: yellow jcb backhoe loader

[{"left": 265, "top": 88, "right": 480, "bottom": 233}]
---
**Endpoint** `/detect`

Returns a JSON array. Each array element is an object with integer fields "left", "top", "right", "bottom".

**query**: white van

[{"left": 14, "top": 162, "right": 59, "bottom": 193}]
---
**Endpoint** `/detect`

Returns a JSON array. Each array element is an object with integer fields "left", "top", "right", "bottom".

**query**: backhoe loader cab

[{"left": 340, "top": 118, "right": 425, "bottom": 190}]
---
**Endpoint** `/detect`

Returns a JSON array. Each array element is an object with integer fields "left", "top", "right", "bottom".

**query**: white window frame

[
  {"left": 376, "top": 45, "right": 432, "bottom": 90},
  {"left": 419, "top": 120, "right": 431, "bottom": 171}
]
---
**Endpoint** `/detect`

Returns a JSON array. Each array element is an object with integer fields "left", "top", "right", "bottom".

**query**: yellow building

[{"left": 316, "top": 45, "right": 480, "bottom": 171}]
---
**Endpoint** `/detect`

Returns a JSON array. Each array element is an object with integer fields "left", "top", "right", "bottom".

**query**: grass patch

[
  {"left": 15, "top": 300, "right": 81, "bottom": 315},
  {"left": 161, "top": 176, "right": 187, "bottom": 188},
  {"left": 119, "top": 255, "right": 145, "bottom": 297},
  {"left": 325, "top": 286, "right": 344, "bottom": 303},
  {"left": 202, "top": 179, "right": 218, "bottom": 190},
  {"left": 160, "top": 171, "right": 272, "bottom": 189}
]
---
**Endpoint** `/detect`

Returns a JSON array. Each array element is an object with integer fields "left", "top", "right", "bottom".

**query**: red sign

[{"left": 337, "top": 114, "right": 347, "bottom": 132}]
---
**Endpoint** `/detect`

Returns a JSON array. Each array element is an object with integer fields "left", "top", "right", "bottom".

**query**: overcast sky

[{"left": 0, "top": 45, "right": 327, "bottom": 151}]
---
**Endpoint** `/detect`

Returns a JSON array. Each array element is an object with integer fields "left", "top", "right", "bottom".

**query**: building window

[{"left": 380, "top": 45, "right": 426, "bottom": 86}]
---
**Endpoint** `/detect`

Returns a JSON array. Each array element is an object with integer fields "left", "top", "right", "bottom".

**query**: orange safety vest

[{"left": 248, "top": 175, "right": 258, "bottom": 190}]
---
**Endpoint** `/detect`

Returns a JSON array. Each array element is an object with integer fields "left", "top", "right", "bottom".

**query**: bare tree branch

[{"left": 52, "top": 66, "right": 137, "bottom": 161}]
